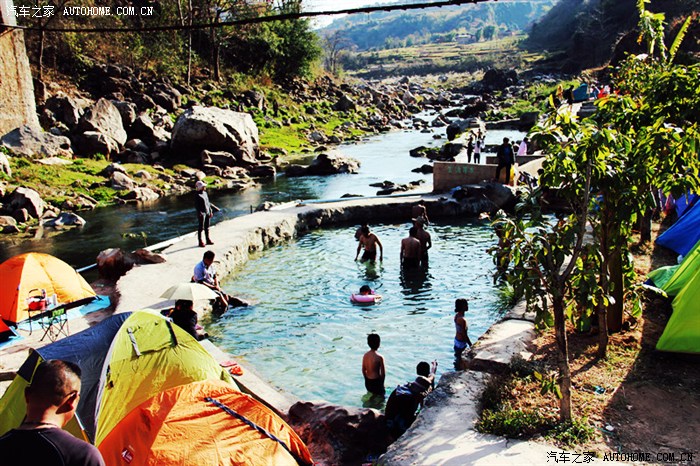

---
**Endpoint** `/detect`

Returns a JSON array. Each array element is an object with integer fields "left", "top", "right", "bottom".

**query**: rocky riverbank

[{"left": 0, "top": 65, "right": 546, "bottom": 239}]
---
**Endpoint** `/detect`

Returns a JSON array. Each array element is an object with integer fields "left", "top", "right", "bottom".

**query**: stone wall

[
  {"left": 433, "top": 161, "right": 517, "bottom": 191},
  {"left": 0, "top": 0, "right": 39, "bottom": 136}
]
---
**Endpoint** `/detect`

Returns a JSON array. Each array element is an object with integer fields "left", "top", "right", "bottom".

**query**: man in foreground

[{"left": 0, "top": 360, "right": 105, "bottom": 466}]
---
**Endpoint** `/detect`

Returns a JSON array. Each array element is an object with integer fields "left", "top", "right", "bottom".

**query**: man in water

[
  {"left": 400, "top": 227, "right": 422, "bottom": 269},
  {"left": 411, "top": 200, "right": 429, "bottom": 225},
  {"left": 453, "top": 298, "right": 473, "bottom": 370},
  {"left": 0, "top": 360, "right": 105, "bottom": 466},
  {"left": 362, "top": 333, "right": 386, "bottom": 397},
  {"left": 413, "top": 219, "right": 432, "bottom": 267},
  {"left": 355, "top": 226, "right": 384, "bottom": 262},
  {"left": 194, "top": 250, "right": 229, "bottom": 310}
]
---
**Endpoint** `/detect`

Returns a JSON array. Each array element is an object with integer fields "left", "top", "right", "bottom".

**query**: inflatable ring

[{"left": 350, "top": 293, "right": 382, "bottom": 304}]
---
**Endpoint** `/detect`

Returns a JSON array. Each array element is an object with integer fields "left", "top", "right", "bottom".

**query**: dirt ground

[{"left": 491, "top": 223, "right": 700, "bottom": 465}]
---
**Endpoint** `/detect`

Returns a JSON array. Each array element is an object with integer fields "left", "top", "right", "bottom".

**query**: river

[{"left": 0, "top": 118, "right": 523, "bottom": 272}]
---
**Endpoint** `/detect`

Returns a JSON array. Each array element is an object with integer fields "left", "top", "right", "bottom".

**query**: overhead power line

[{"left": 1, "top": 0, "right": 500, "bottom": 33}]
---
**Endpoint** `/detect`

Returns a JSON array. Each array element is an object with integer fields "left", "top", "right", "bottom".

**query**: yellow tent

[
  {"left": 94, "top": 310, "right": 233, "bottom": 445},
  {"left": 0, "top": 252, "right": 95, "bottom": 324}
]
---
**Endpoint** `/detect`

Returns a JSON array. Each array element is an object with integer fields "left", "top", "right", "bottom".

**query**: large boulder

[
  {"left": 306, "top": 153, "right": 360, "bottom": 176},
  {"left": 112, "top": 101, "right": 138, "bottom": 130},
  {"left": 1, "top": 125, "right": 73, "bottom": 158},
  {"left": 96, "top": 247, "right": 166, "bottom": 281},
  {"left": 110, "top": 171, "right": 136, "bottom": 191},
  {"left": 200, "top": 149, "right": 237, "bottom": 168},
  {"left": 171, "top": 106, "right": 260, "bottom": 163},
  {"left": 129, "top": 113, "right": 169, "bottom": 146},
  {"left": 75, "top": 131, "right": 120, "bottom": 157},
  {"left": 78, "top": 98, "right": 128, "bottom": 146},
  {"left": 120, "top": 187, "right": 159, "bottom": 202},
  {"left": 287, "top": 402, "right": 390, "bottom": 465},
  {"left": 44, "top": 93, "right": 84, "bottom": 129},
  {"left": 42, "top": 212, "right": 86, "bottom": 227},
  {"left": 6, "top": 187, "right": 44, "bottom": 218}
]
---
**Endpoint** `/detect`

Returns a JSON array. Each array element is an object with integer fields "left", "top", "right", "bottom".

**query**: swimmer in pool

[
  {"left": 355, "top": 226, "right": 384, "bottom": 263},
  {"left": 400, "top": 227, "right": 422, "bottom": 269},
  {"left": 362, "top": 333, "right": 386, "bottom": 397}
]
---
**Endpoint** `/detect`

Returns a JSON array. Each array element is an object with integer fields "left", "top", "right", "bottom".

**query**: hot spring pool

[{"left": 207, "top": 219, "right": 507, "bottom": 407}]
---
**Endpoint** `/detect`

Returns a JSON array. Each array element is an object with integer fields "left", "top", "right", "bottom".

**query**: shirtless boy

[
  {"left": 413, "top": 219, "right": 431, "bottom": 266},
  {"left": 453, "top": 298, "right": 473, "bottom": 369},
  {"left": 355, "top": 226, "right": 384, "bottom": 262},
  {"left": 362, "top": 333, "right": 386, "bottom": 396},
  {"left": 400, "top": 227, "right": 422, "bottom": 268}
]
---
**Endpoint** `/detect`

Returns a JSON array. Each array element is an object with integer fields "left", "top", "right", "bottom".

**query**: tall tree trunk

[
  {"left": 187, "top": 0, "right": 193, "bottom": 85},
  {"left": 553, "top": 293, "right": 572, "bottom": 422},
  {"left": 607, "top": 248, "right": 624, "bottom": 333},
  {"left": 639, "top": 208, "right": 653, "bottom": 243},
  {"left": 596, "top": 261, "right": 609, "bottom": 358}
]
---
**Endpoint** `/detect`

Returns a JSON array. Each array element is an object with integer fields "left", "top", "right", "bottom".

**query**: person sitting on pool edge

[
  {"left": 193, "top": 250, "right": 229, "bottom": 313},
  {"left": 164, "top": 299, "right": 208, "bottom": 341},
  {"left": 385, "top": 360, "right": 438, "bottom": 439},
  {"left": 362, "top": 333, "right": 386, "bottom": 397}
]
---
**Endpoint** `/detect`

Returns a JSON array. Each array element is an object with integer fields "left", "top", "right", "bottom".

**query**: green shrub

[
  {"left": 478, "top": 404, "right": 554, "bottom": 438},
  {"left": 547, "top": 418, "right": 595, "bottom": 447}
]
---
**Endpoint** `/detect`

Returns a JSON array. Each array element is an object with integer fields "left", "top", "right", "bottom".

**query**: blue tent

[
  {"left": 657, "top": 200, "right": 700, "bottom": 256},
  {"left": 675, "top": 193, "right": 699, "bottom": 218},
  {"left": 0, "top": 313, "right": 131, "bottom": 442}
]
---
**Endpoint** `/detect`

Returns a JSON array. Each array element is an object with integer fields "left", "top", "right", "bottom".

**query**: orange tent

[
  {"left": 0, "top": 252, "right": 96, "bottom": 324},
  {"left": 98, "top": 379, "right": 313, "bottom": 466}
]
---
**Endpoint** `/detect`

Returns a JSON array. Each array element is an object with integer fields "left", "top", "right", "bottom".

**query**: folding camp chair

[{"left": 39, "top": 307, "right": 70, "bottom": 342}]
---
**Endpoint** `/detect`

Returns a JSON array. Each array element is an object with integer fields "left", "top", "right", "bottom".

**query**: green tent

[
  {"left": 648, "top": 239, "right": 700, "bottom": 296},
  {"left": 656, "top": 264, "right": 700, "bottom": 353}
]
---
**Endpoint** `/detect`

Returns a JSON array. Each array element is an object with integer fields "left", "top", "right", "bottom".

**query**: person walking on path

[
  {"left": 474, "top": 137, "right": 482, "bottom": 164},
  {"left": 517, "top": 137, "right": 529, "bottom": 156},
  {"left": 453, "top": 298, "right": 473, "bottom": 369},
  {"left": 466, "top": 136, "right": 475, "bottom": 163},
  {"left": 195, "top": 180, "right": 219, "bottom": 247},
  {"left": 0, "top": 360, "right": 105, "bottom": 466},
  {"left": 495, "top": 137, "right": 515, "bottom": 185}
]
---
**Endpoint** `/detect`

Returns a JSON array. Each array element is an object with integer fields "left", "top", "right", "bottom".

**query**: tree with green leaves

[{"left": 491, "top": 1, "right": 699, "bottom": 422}]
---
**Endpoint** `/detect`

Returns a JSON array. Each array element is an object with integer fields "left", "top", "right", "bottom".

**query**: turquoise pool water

[{"left": 209, "top": 219, "right": 506, "bottom": 408}]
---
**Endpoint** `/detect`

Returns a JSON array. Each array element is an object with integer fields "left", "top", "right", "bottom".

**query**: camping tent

[
  {"left": 98, "top": 379, "right": 313, "bottom": 466},
  {"left": 675, "top": 193, "right": 699, "bottom": 218},
  {"left": 656, "top": 201, "right": 700, "bottom": 256},
  {"left": 647, "top": 239, "right": 700, "bottom": 296},
  {"left": 0, "top": 252, "right": 96, "bottom": 324},
  {"left": 94, "top": 310, "right": 233, "bottom": 445},
  {"left": 0, "top": 313, "right": 131, "bottom": 440},
  {"left": 656, "top": 265, "right": 700, "bottom": 353}
]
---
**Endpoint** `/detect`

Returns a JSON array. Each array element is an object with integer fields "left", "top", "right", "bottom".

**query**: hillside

[
  {"left": 524, "top": 0, "right": 700, "bottom": 71},
  {"left": 320, "top": 0, "right": 555, "bottom": 51}
]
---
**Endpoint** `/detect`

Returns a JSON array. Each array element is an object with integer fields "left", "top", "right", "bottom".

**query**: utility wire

[{"left": 1, "top": 0, "right": 499, "bottom": 33}]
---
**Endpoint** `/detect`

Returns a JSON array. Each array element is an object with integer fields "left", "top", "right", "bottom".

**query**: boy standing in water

[
  {"left": 362, "top": 333, "right": 386, "bottom": 397},
  {"left": 453, "top": 298, "right": 473, "bottom": 369}
]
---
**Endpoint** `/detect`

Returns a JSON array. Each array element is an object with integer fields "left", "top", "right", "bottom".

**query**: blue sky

[{"left": 304, "top": 0, "right": 395, "bottom": 28}]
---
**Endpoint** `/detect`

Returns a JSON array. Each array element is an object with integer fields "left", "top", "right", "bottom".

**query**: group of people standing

[{"left": 355, "top": 201, "right": 432, "bottom": 269}]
